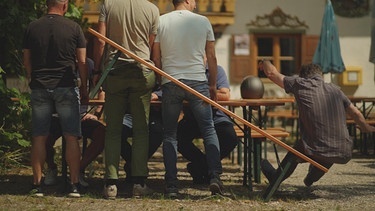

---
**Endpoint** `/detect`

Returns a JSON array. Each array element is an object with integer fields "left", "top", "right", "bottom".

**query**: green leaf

[{"left": 17, "top": 139, "right": 31, "bottom": 147}]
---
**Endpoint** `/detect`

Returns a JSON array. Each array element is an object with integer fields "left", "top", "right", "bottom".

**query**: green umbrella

[{"left": 313, "top": 0, "right": 345, "bottom": 74}]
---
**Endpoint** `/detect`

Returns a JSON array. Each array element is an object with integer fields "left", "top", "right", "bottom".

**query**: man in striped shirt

[{"left": 260, "top": 61, "right": 375, "bottom": 187}]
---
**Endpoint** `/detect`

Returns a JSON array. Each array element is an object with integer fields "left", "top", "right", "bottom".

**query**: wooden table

[
  {"left": 347, "top": 96, "right": 375, "bottom": 154},
  {"left": 348, "top": 96, "right": 375, "bottom": 118}
]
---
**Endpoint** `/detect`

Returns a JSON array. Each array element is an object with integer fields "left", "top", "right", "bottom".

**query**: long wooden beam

[{"left": 88, "top": 27, "right": 328, "bottom": 173}]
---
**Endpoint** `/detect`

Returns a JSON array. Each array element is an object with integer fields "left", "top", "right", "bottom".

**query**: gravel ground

[{"left": 0, "top": 144, "right": 374, "bottom": 211}]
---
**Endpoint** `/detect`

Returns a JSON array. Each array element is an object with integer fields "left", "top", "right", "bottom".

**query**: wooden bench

[
  {"left": 234, "top": 125, "right": 289, "bottom": 139},
  {"left": 232, "top": 123, "right": 290, "bottom": 186}
]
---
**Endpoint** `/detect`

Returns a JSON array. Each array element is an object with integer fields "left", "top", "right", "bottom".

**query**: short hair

[
  {"left": 47, "top": 0, "right": 68, "bottom": 7},
  {"left": 299, "top": 63, "right": 323, "bottom": 78},
  {"left": 173, "top": 0, "right": 185, "bottom": 7}
]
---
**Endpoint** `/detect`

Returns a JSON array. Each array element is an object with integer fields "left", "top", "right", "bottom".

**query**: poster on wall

[{"left": 234, "top": 34, "right": 250, "bottom": 56}]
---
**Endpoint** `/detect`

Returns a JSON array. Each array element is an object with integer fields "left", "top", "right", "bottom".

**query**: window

[
  {"left": 229, "top": 34, "right": 318, "bottom": 83},
  {"left": 253, "top": 34, "right": 301, "bottom": 78}
]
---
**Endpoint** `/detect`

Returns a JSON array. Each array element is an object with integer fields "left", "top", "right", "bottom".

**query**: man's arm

[
  {"left": 346, "top": 103, "right": 375, "bottom": 133},
  {"left": 261, "top": 60, "right": 285, "bottom": 88},
  {"left": 23, "top": 49, "right": 32, "bottom": 80},
  {"left": 76, "top": 48, "right": 88, "bottom": 104},
  {"left": 205, "top": 41, "right": 217, "bottom": 101},
  {"left": 149, "top": 34, "right": 156, "bottom": 55},
  {"left": 151, "top": 42, "right": 162, "bottom": 84},
  {"left": 215, "top": 65, "right": 230, "bottom": 101},
  {"left": 93, "top": 89, "right": 105, "bottom": 119},
  {"left": 92, "top": 21, "right": 106, "bottom": 86},
  {"left": 217, "top": 87, "right": 230, "bottom": 101}
]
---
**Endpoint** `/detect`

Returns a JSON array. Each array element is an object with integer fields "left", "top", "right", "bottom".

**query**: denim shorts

[{"left": 30, "top": 87, "right": 81, "bottom": 137}]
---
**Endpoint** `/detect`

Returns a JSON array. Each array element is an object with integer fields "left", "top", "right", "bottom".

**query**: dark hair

[{"left": 299, "top": 63, "right": 322, "bottom": 78}]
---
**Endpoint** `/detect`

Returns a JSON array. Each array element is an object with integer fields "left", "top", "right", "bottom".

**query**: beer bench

[
  {"left": 232, "top": 123, "right": 290, "bottom": 189},
  {"left": 234, "top": 125, "right": 289, "bottom": 139}
]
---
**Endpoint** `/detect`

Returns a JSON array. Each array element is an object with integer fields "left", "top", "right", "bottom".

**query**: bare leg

[
  {"left": 31, "top": 136, "right": 48, "bottom": 185},
  {"left": 64, "top": 134, "right": 81, "bottom": 184},
  {"left": 80, "top": 126, "right": 105, "bottom": 171}
]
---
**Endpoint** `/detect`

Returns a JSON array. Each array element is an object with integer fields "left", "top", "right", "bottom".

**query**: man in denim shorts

[{"left": 23, "top": 0, "right": 88, "bottom": 197}]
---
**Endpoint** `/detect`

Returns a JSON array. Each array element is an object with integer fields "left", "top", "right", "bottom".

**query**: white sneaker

[
  {"left": 103, "top": 184, "right": 117, "bottom": 199},
  {"left": 44, "top": 168, "right": 58, "bottom": 186},
  {"left": 68, "top": 183, "right": 81, "bottom": 198},
  {"left": 79, "top": 173, "right": 89, "bottom": 187},
  {"left": 132, "top": 184, "right": 154, "bottom": 198}
]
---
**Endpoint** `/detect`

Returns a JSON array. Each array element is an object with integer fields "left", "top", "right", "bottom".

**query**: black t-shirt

[{"left": 23, "top": 14, "right": 86, "bottom": 89}]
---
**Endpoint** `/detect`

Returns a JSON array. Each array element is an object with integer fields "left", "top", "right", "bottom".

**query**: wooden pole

[{"left": 88, "top": 27, "right": 328, "bottom": 173}]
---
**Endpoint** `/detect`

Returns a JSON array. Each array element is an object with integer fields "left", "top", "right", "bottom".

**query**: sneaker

[
  {"left": 303, "top": 177, "right": 313, "bottom": 187},
  {"left": 132, "top": 184, "right": 154, "bottom": 198},
  {"left": 103, "top": 184, "right": 117, "bottom": 199},
  {"left": 30, "top": 184, "right": 44, "bottom": 197},
  {"left": 79, "top": 173, "right": 89, "bottom": 188},
  {"left": 261, "top": 159, "right": 276, "bottom": 183},
  {"left": 209, "top": 176, "right": 224, "bottom": 195},
  {"left": 44, "top": 168, "right": 58, "bottom": 186},
  {"left": 165, "top": 184, "right": 179, "bottom": 198},
  {"left": 68, "top": 183, "right": 81, "bottom": 198}
]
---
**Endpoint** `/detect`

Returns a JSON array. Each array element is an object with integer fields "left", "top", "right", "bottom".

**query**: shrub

[{"left": 0, "top": 68, "right": 31, "bottom": 171}]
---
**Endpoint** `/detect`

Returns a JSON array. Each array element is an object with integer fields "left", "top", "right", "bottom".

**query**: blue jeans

[
  {"left": 162, "top": 80, "right": 222, "bottom": 185},
  {"left": 30, "top": 87, "right": 81, "bottom": 137}
]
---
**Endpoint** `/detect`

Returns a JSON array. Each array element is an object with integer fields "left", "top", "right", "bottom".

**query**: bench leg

[
  {"left": 262, "top": 160, "right": 292, "bottom": 201},
  {"left": 237, "top": 141, "right": 242, "bottom": 165},
  {"left": 254, "top": 138, "right": 263, "bottom": 184}
]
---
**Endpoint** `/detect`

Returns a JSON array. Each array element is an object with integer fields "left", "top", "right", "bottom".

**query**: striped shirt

[{"left": 284, "top": 74, "right": 352, "bottom": 164}]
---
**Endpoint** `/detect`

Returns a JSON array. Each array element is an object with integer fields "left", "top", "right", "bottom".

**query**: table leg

[
  {"left": 247, "top": 107, "right": 253, "bottom": 190},
  {"left": 254, "top": 108, "right": 262, "bottom": 184},
  {"left": 242, "top": 106, "right": 252, "bottom": 190},
  {"left": 253, "top": 138, "right": 262, "bottom": 184}
]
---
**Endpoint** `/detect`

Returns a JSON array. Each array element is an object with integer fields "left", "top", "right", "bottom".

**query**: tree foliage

[
  {"left": 0, "top": 0, "right": 89, "bottom": 76},
  {"left": 0, "top": 0, "right": 45, "bottom": 76}
]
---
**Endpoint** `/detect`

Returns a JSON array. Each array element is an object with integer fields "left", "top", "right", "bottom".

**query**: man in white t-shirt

[{"left": 152, "top": 0, "right": 223, "bottom": 197}]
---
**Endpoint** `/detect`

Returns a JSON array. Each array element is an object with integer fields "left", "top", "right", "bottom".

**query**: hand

[
  {"left": 151, "top": 93, "right": 159, "bottom": 101},
  {"left": 81, "top": 113, "right": 98, "bottom": 121},
  {"left": 359, "top": 124, "right": 375, "bottom": 133},
  {"left": 258, "top": 59, "right": 267, "bottom": 71}
]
